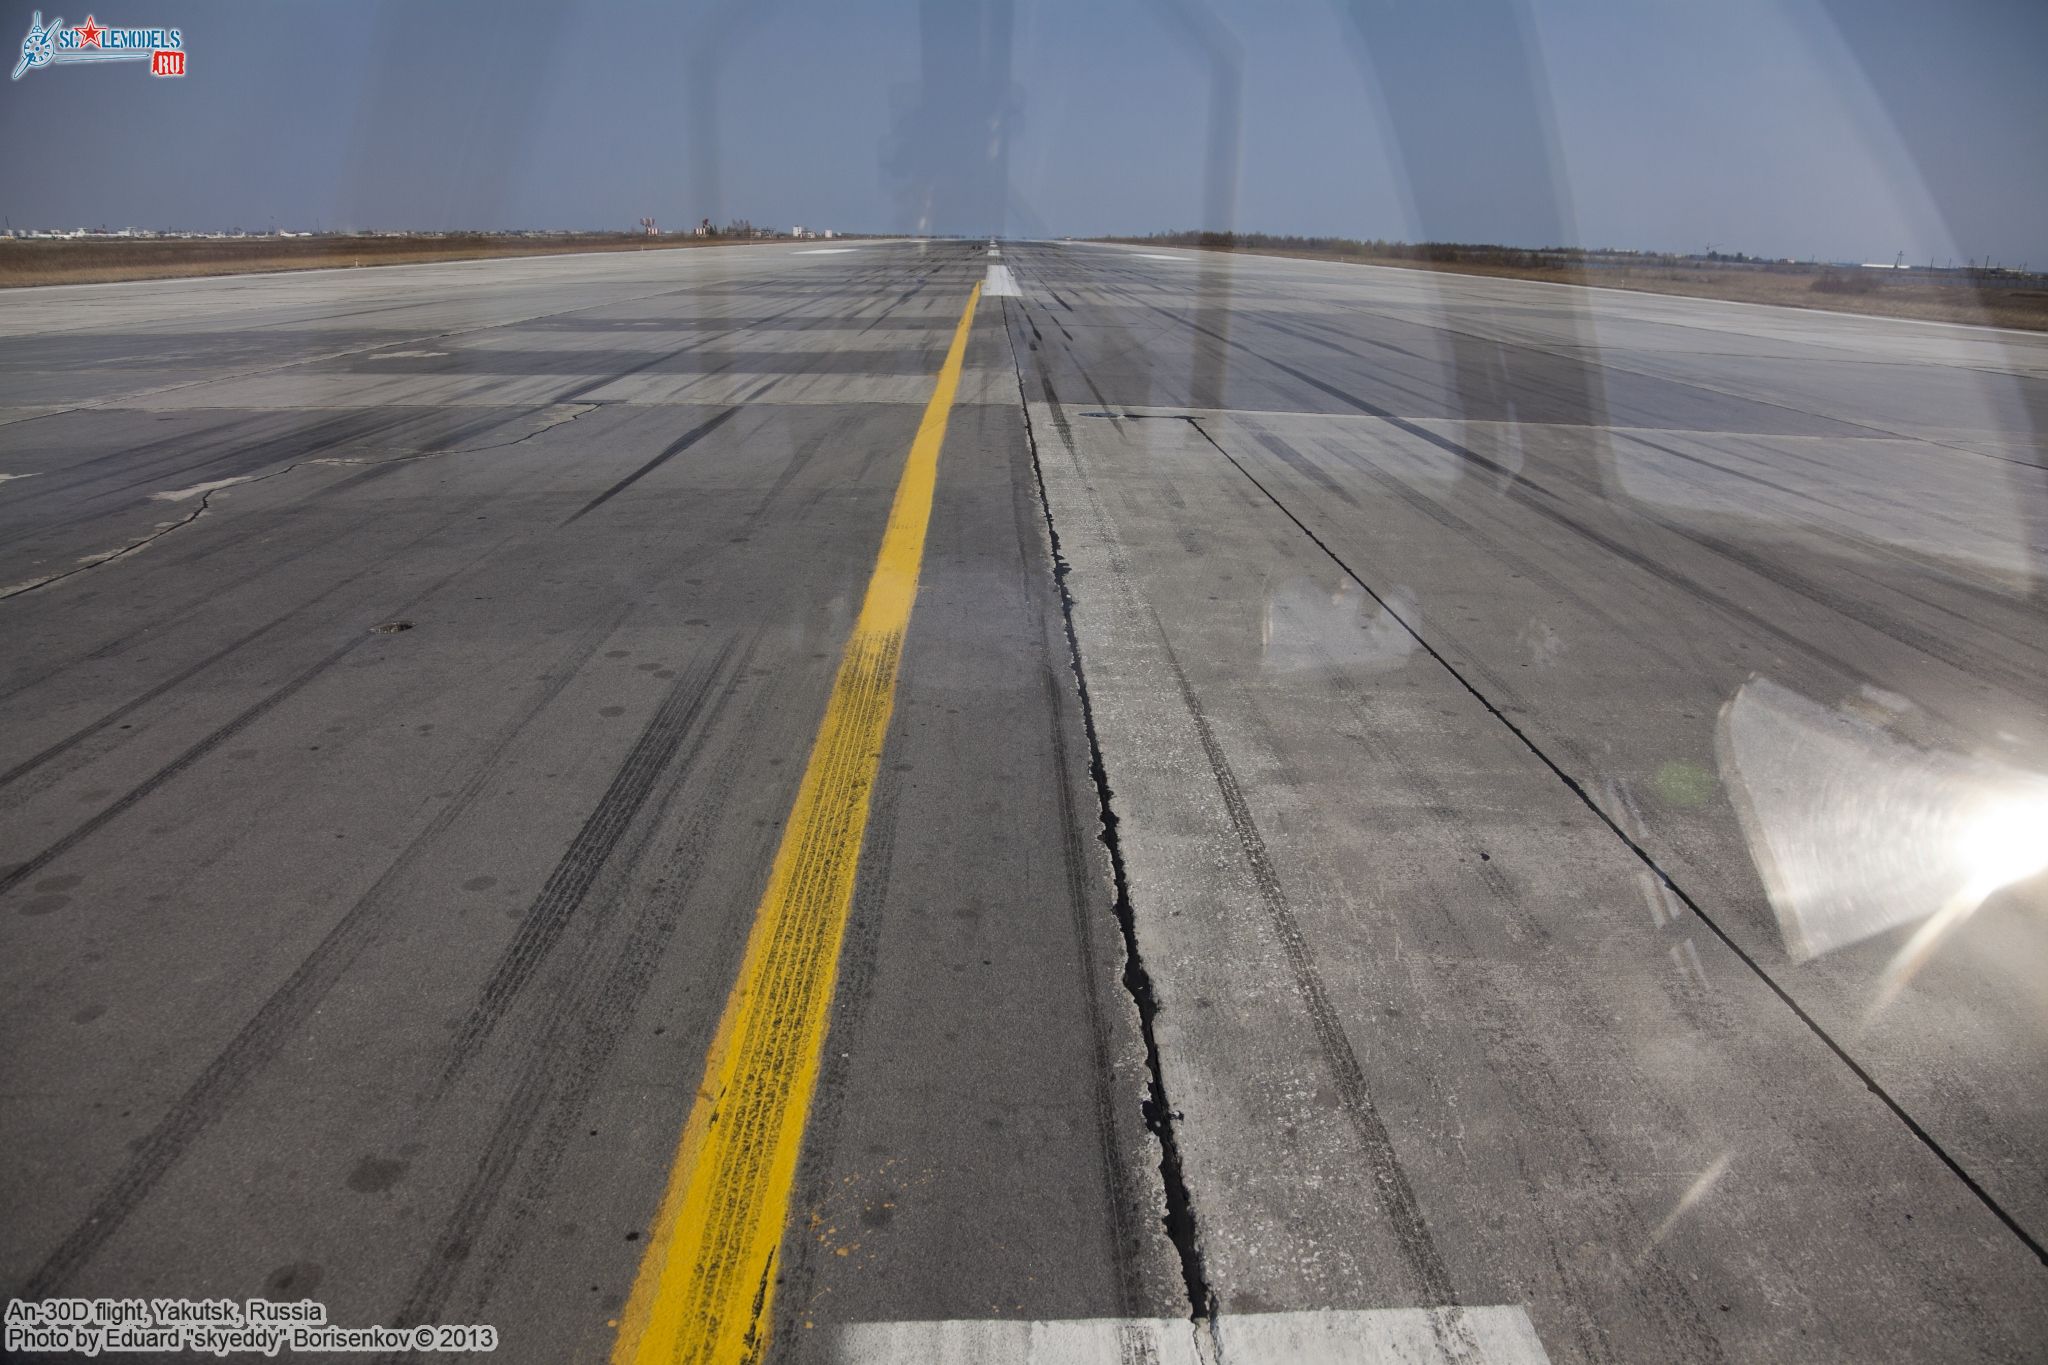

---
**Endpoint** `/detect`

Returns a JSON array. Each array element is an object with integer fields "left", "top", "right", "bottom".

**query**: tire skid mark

[
  {"left": 558, "top": 267, "right": 949, "bottom": 526},
  {"left": 1, "top": 404, "right": 610, "bottom": 718},
  {"left": 1518, "top": 429, "right": 2048, "bottom": 691},
  {"left": 20, "top": 249, "right": 978, "bottom": 1319},
  {"left": 0, "top": 410, "right": 305, "bottom": 511},
  {"left": 1464, "top": 986, "right": 1725, "bottom": 1364},
  {"left": 548, "top": 276, "right": 880, "bottom": 407},
  {"left": 727, "top": 263, "right": 954, "bottom": 401},
  {"left": 751, "top": 423, "right": 836, "bottom": 517},
  {"left": 3, "top": 274, "right": 874, "bottom": 693},
  {"left": 0, "top": 496, "right": 395, "bottom": 706},
  {"left": 1218, "top": 648, "right": 1720, "bottom": 1356},
  {"left": 1655, "top": 515, "right": 2045, "bottom": 696},
  {"left": 434, "top": 636, "right": 748, "bottom": 1090},
  {"left": 0, "top": 573, "right": 362, "bottom": 794},
  {"left": 1146, "top": 622, "right": 1467, "bottom": 1326},
  {"left": 2, "top": 408, "right": 434, "bottom": 526},
  {"left": 1136, "top": 296, "right": 2035, "bottom": 727},
  {"left": 0, "top": 631, "right": 364, "bottom": 900},
  {"left": 1235, "top": 423, "right": 1364, "bottom": 510},
  {"left": 1271, "top": 422, "right": 1708, "bottom": 680},
  {"left": 29, "top": 257, "right": 842, "bottom": 423},
  {"left": 1191, "top": 414, "right": 2048, "bottom": 1268},
  {"left": 560, "top": 408, "right": 743, "bottom": 526},
  {"left": 14, "top": 265, "right": 880, "bottom": 549},
  {"left": 1289, "top": 422, "right": 2012, "bottom": 741},
  {"left": 459, "top": 669, "right": 790, "bottom": 1325},
  {"left": 309, "top": 409, "right": 576, "bottom": 496},
  {"left": 1613, "top": 429, "right": 2047, "bottom": 621},
  {"left": 17, "top": 601, "right": 630, "bottom": 1296},
  {"left": 1020, "top": 345, "right": 1460, "bottom": 1331}
]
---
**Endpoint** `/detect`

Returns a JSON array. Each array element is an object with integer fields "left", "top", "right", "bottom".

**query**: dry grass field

[{"left": 0, "top": 233, "right": 766, "bottom": 288}]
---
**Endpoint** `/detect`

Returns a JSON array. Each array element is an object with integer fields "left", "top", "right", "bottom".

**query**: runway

[{"left": 2, "top": 239, "right": 2045, "bottom": 1362}]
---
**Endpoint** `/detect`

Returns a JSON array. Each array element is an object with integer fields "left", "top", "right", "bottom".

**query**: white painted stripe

[
  {"left": 794, "top": 247, "right": 858, "bottom": 255},
  {"left": 1220, "top": 1307, "right": 1549, "bottom": 1363},
  {"left": 836, "top": 1317, "right": 1205, "bottom": 1365},
  {"left": 833, "top": 1307, "right": 1550, "bottom": 1364},
  {"left": 1137, "top": 253, "right": 1192, "bottom": 262},
  {"left": 983, "top": 264, "right": 1023, "bottom": 298},
  {"left": 0, "top": 472, "right": 39, "bottom": 484}
]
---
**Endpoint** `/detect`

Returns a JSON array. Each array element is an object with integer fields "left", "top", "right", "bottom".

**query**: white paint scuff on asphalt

[
  {"left": 833, "top": 1306, "right": 1551, "bottom": 1364},
  {"left": 794, "top": 248, "right": 858, "bottom": 255},
  {"left": 984, "top": 264, "right": 1023, "bottom": 298},
  {"left": 151, "top": 476, "right": 258, "bottom": 503}
]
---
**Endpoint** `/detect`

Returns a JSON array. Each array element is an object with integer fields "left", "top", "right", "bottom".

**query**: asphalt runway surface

[{"left": 3, "top": 239, "right": 2045, "bottom": 1363}]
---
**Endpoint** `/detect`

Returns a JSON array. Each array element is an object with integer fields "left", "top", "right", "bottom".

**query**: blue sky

[{"left": 2, "top": 0, "right": 2042, "bottom": 264}]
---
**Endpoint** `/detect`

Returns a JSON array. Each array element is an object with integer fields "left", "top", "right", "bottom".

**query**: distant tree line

[
  {"left": 1121, "top": 231, "right": 1612, "bottom": 269},
  {"left": 1116, "top": 231, "right": 1814, "bottom": 275},
  {"left": 1121, "top": 232, "right": 2038, "bottom": 284}
]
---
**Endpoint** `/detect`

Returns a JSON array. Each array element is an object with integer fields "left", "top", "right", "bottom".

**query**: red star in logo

[{"left": 76, "top": 16, "right": 102, "bottom": 47}]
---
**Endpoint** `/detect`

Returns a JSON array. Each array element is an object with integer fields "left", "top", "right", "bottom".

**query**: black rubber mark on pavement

[
  {"left": 435, "top": 635, "right": 744, "bottom": 1088},
  {"left": 0, "top": 631, "right": 368, "bottom": 900},
  {"left": 16, "top": 579, "right": 610, "bottom": 1298},
  {"left": 1149, "top": 619, "right": 1465, "bottom": 1316},
  {"left": 1184, "top": 413, "right": 2048, "bottom": 1270},
  {"left": 401, "top": 650, "right": 767, "bottom": 1326},
  {"left": 559, "top": 407, "right": 740, "bottom": 526}
]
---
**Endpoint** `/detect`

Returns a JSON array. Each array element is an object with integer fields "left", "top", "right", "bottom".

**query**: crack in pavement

[
  {"left": 0, "top": 403, "right": 602, "bottom": 602},
  {"left": 1002, "top": 297, "right": 1220, "bottom": 1338},
  {"left": 0, "top": 477, "right": 254, "bottom": 601},
  {"left": 1178, "top": 411, "right": 2048, "bottom": 1272}
]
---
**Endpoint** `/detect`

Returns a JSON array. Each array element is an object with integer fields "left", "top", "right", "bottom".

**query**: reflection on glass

[
  {"left": 1260, "top": 577, "right": 1417, "bottom": 676},
  {"left": 1716, "top": 677, "right": 2048, "bottom": 1007}
]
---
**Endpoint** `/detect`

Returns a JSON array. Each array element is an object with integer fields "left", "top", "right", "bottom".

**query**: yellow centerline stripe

[{"left": 612, "top": 282, "right": 985, "bottom": 1365}]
